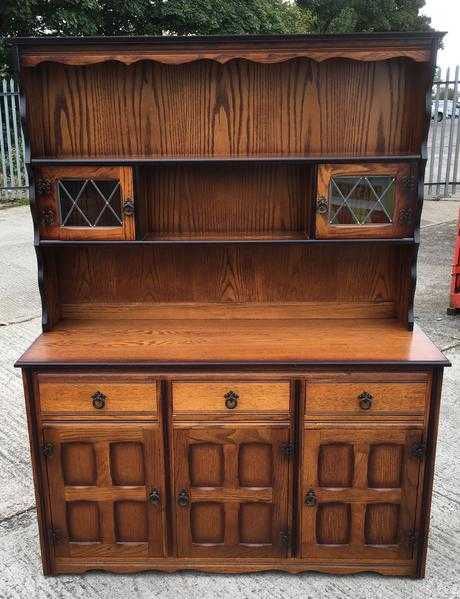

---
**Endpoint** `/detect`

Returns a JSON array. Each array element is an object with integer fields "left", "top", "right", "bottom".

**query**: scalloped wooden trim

[{"left": 21, "top": 48, "right": 431, "bottom": 67}]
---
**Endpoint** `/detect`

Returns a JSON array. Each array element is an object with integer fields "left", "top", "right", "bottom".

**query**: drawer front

[
  {"left": 173, "top": 382, "right": 290, "bottom": 415},
  {"left": 38, "top": 376, "right": 157, "bottom": 418},
  {"left": 305, "top": 381, "right": 427, "bottom": 417}
]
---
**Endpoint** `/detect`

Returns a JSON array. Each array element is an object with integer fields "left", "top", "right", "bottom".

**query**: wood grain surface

[
  {"left": 16, "top": 319, "right": 448, "bottom": 365},
  {"left": 137, "top": 164, "right": 310, "bottom": 239},
  {"left": 23, "top": 59, "right": 424, "bottom": 158}
]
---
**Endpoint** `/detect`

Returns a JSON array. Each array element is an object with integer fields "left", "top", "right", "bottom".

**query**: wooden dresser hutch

[{"left": 11, "top": 33, "right": 449, "bottom": 577}]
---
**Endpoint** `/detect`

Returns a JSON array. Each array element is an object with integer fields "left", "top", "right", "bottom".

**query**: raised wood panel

[
  {"left": 301, "top": 426, "right": 423, "bottom": 561},
  {"left": 172, "top": 382, "right": 290, "bottom": 415},
  {"left": 137, "top": 164, "right": 310, "bottom": 239},
  {"left": 37, "top": 373, "right": 157, "bottom": 418},
  {"left": 305, "top": 381, "right": 428, "bottom": 417},
  {"left": 55, "top": 245, "right": 398, "bottom": 306},
  {"left": 43, "top": 424, "right": 166, "bottom": 559},
  {"left": 173, "top": 425, "right": 290, "bottom": 558},
  {"left": 23, "top": 59, "right": 424, "bottom": 158}
]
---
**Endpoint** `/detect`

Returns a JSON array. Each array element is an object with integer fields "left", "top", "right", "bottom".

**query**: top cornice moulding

[{"left": 8, "top": 32, "right": 445, "bottom": 67}]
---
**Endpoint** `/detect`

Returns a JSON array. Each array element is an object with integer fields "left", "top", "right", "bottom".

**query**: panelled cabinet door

[
  {"left": 315, "top": 162, "right": 416, "bottom": 239},
  {"left": 173, "top": 425, "right": 291, "bottom": 558},
  {"left": 35, "top": 166, "right": 135, "bottom": 240},
  {"left": 301, "top": 426, "right": 424, "bottom": 561},
  {"left": 43, "top": 424, "right": 166, "bottom": 559}
]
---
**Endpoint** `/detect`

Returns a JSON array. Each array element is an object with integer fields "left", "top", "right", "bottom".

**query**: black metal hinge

[
  {"left": 41, "top": 442, "right": 54, "bottom": 457},
  {"left": 280, "top": 442, "right": 295, "bottom": 457},
  {"left": 48, "top": 528, "right": 62, "bottom": 543},
  {"left": 280, "top": 529, "right": 291, "bottom": 550},
  {"left": 407, "top": 529, "right": 418, "bottom": 548},
  {"left": 410, "top": 441, "right": 427, "bottom": 460},
  {"left": 401, "top": 175, "right": 417, "bottom": 192}
]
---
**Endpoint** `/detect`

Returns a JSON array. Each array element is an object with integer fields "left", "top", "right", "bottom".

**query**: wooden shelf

[
  {"left": 16, "top": 319, "right": 448, "bottom": 367},
  {"left": 30, "top": 154, "right": 421, "bottom": 166},
  {"left": 39, "top": 237, "right": 415, "bottom": 246}
]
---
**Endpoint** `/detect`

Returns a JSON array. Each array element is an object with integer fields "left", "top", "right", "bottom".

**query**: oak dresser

[{"left": 10, "top": 32, "right": 449, "bottom": 577}]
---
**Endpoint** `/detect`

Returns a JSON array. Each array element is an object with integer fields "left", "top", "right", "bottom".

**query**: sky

[{"left": 421, "top": 0, "right": 460, "bottom": 72}]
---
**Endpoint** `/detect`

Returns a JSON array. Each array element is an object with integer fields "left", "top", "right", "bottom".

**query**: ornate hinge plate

[
  {"left": 41, "top": 441, "right": 54, "bottom": 457},
  {"left": 280, "top": 442, "right": 295, "bottom": 457},
  {"left": 40, "top": 207, "right": 56, "bottom": 227},
  {"left": 407, "top": 529, "right": 418, "bottom": 547},
  {"left": 280, "top": 529, "right": 291, "bottom": 550},
  {"left": 398, "top": 207, "right": 413, "bottom": 227},
  {"left": 410, "top": 441, "right": 427, "bottom": 460},
  {"left": 401, "top": 175, "right": 417, "bottom": 192},
  {"left": 48, "top": 528, "right": 62, "bottom": 543},
  {"left": 36, "top": 178, "right": 52, "bottom": 196}
]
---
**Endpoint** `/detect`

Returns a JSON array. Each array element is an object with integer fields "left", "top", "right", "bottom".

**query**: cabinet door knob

[
  {"left": 148, "top": 488, "right": 161, "bottom": 506},
  {"left": 304, "top": 489, "right": 317, "bottom": 507},
  {"left": 224, "top": 390, "right": 239, "bottom": 409},
  {"left": 358, "top": 391, "right": 373, "bottom": 410},
  {"left": 177, "top": 489, "right": 190, "bottom": 507},
  {"left": 91, "top": 391, "right": 107, "bottom": 409}
]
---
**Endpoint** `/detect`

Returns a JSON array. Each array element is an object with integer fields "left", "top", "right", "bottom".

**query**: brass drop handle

[
  {"left": 148, "top": 488, "right": 161, "bottom": 506},
  {"left": 91, "top": 391, "right": 107, "bottom": 409},
  {"left": 177, "top": 489, "right": 190, "bottom": 507},
  {"left": 304, "top": 489, "right": 317, "bottom": 507},
  {"left": 358, "top": 391, "right": 373, "bottom": 411},
  {"left": 224, "top": 390, "right": 239, "bottom": 410}
]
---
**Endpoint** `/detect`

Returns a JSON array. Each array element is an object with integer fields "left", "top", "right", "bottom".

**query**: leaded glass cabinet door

[
  {"left": 35, "top": 166, "right": 135, "bottom": 240},
  {"left": 315, "top": 163, "right": 416, "bottom": 239}
]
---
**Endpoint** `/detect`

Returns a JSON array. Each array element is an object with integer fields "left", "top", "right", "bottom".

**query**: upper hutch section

[{"left": 13, "top": 33, "right": 441, "bottom": 160}]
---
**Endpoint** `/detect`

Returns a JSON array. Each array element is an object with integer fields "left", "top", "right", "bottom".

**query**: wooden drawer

[
  {"left": 172, "top": 382, "right": 290, "bottom": 415},
  {"left": 37, "top": 374, "right": 157, "bottom": 419},
  {"left": 305, "top": 380, "right": 428, "bottom": 417}
]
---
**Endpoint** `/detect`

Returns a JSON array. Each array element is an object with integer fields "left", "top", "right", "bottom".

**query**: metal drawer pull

[
  {"left": 177, "top": 489, "right": 190, "bottom": 507},
  {"left": 91, "top": 390, "right": 107, "bottom": 409},
  {"left": 358, "top": 391, "right": 373, "bottom": 410},
  {"left": 224, "top": 390, "right": 239, "bottom": 409},
  {"left": 304, "top": 489, "right": 317, "bottom": 507},
  {"left": 148, "top": 488, "right": 161, "bottom": 506}
]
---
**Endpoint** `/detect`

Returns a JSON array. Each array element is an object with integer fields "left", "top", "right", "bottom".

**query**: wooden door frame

[
  {"left": 42, "top": 422, "right": 167, "bottom": 558},
  {"left": 315, "top": 162, "right": 416, "bottom": 239},
  {"left": 35, "top": 165, "right": 135, "bottom": 240}
]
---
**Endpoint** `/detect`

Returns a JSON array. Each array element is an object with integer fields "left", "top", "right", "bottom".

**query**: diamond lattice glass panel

[
  {"left": 58, "top": 179, "right": 122, "bottom": 227},
  {"left": 329, "top": 176, "right": 396, "bottom": 226}
]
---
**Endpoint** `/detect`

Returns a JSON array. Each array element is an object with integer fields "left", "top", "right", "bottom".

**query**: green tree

[
  {"left": 296, "top": 0, "right": 431, "bottom": 33},
  {"left": 0, "top": 0, "right": 314, "bottom": 72}
]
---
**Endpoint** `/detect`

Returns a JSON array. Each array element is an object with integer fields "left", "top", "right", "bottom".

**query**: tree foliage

[{"left": 296, "top": 0, "right": 431, "bottom": 33}]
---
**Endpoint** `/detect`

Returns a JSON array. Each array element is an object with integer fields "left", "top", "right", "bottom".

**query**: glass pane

[
  {"left": 329, "top": 175, "right": 395, "bottom": 226},
  {"left": 58, "top": 179, "right": 122, "bottom": 227}
]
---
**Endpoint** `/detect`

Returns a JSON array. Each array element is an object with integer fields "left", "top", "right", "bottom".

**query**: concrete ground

[{"left": 0, "top": 202, "right": 459, "bottom": 599}]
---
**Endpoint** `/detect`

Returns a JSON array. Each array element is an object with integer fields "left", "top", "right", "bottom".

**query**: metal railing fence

[
  {"left": 0, "top": 78, "right": 28, "bottom": 201},
  {"left": 426, "top": 66, "right": 460, "bottom": 199}
]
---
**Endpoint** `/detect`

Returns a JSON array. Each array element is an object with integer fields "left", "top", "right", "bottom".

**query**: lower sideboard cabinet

[{"left": 26, "top": 371, "right": 437, "bottom": 576}]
